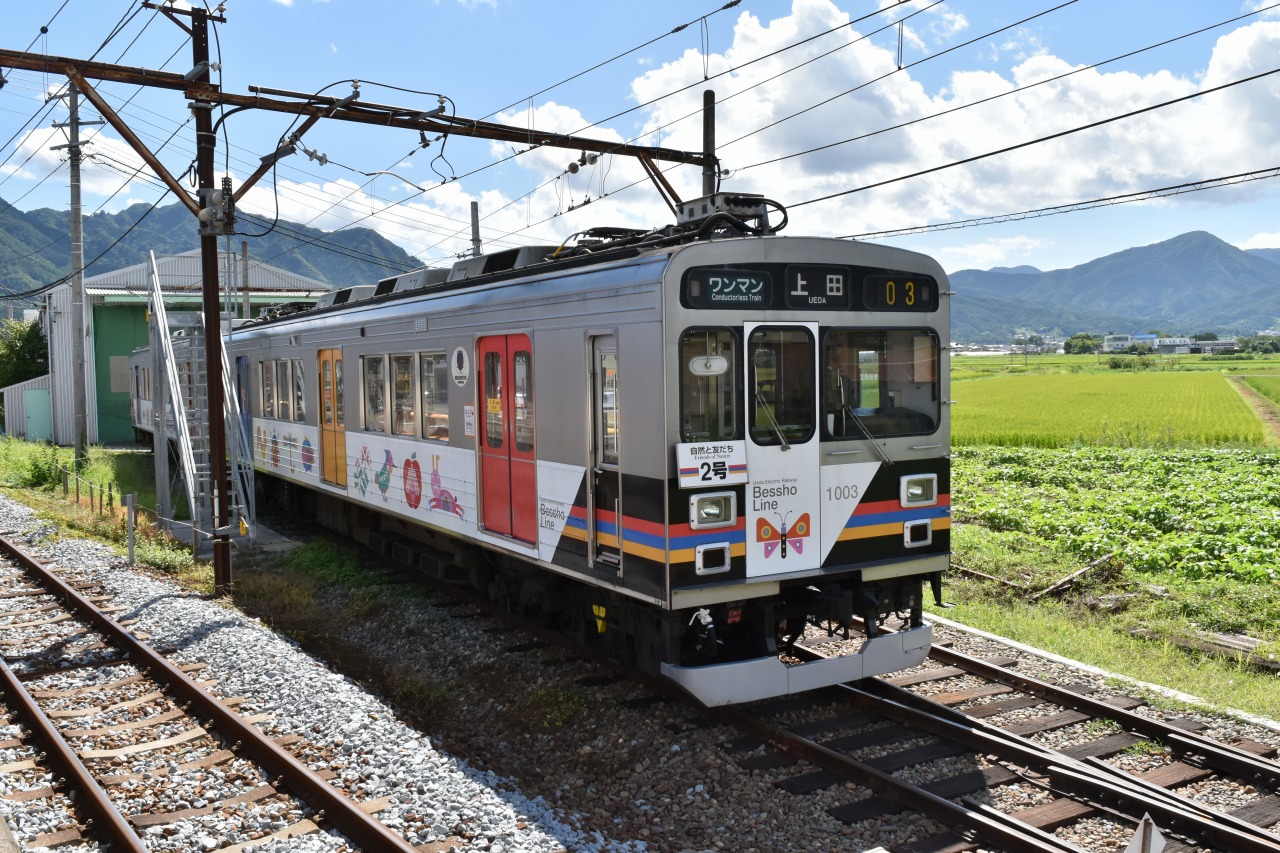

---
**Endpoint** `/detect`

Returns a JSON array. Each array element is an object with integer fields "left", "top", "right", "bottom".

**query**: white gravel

[
  {"left": 0, "top": 492, "right": 642, "bottom": 853},
  {"left": 3, "top": 488, "right": 1279, "bottom": 853}
]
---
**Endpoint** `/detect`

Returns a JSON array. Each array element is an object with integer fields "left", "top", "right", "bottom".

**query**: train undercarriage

[{"left": 258, "top": 473, "right": 937, "bottom": 705}]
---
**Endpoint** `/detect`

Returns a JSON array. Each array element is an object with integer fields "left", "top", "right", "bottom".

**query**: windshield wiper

[
  {"left": 844, "top": 406, "right": 892, "bottom": 465},
  {"left": 755, "top": 392, "right": 791, "bottom": 451}
]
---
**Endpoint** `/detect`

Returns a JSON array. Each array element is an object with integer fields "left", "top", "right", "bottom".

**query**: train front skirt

[{"left": 661, "top": 621, "right": 932, "bottom": 706}]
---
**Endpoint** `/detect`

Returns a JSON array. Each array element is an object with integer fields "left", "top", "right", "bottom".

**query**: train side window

[
  {"left": 391, "top": 354, "right": 416, "bottom": 437},
  {"left": 679, "top": 328, "right": 738, "bottom": 443},
  {"left": 261, "top": 361, "right": 275, "bottom": 419},
  {"left": 276, "top": 359, "right": 292, "bottom": 422},
  {"left": 822, "top": 329, "right": 939, "bottom": 438},
  {"left": 292, "top": 358, "right": 306, "bottom": 422},
  {"left": 484, "top": 351, "right": 503, "bottom": 449},
  {"left": 420, "top": 352, "right": 449, "bottom": 442},
  {"left": 362, "top": 355, "right": 387, "bottom": 433},
  {"left": 513, "top": 349, "right": 534, "bottom": 452}
]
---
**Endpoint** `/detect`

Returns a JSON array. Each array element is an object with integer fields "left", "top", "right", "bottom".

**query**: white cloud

[
  {"left": 593, "top": 2, "right": 1280, "bottom": 264},
  {"left": 1238, "top": 231, "right": 1280, "bottom": 250},
  {"left": 930, "top": 235, "right": 1048, "bottom": 272}
]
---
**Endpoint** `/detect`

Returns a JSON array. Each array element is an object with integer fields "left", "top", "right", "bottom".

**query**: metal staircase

[{"left": 145, "top": 252, "right": 254, "bottom": 550}]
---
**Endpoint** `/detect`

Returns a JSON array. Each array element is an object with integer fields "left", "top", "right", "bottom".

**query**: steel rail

[
  {"left": 704, "top": 703, "right": 1088, "bottom": 853},
  {"left": 0, "top": 657, "right": 146, "bottom": 852},
  {"left": 843, "top": 682, "right": 1280, "bottom": 853},
  {"left": 861, "top": 676, "right": 1280, "bottom": 847},
  {"left": 0, "top": 533, "right": 420, "bottom": 853},
  {"left": 929, "top": 644, "right": 1280, "bottom": 784}
]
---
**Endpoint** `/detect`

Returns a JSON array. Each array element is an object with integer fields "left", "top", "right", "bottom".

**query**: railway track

[
  {"left": 700, "top": 627, "right": 1280, "bottom": 853},
  {"left": 268, "top": 516, "right": 1280, "bottom": 853},
  {"left": 0, "top": 533, "right": 419, "bottom": 852}
]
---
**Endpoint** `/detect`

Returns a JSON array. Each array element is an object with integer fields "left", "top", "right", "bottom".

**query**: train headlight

[
  {"left": 690, "top": 491, "right": 736, "bottom": 529},
  {"left": 900, "top": 474, "right": 938, "bottom": 507}
]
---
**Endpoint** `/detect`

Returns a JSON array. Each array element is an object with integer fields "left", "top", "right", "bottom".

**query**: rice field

[
  {"left": 1243, "top": 374, "right": 1280, "bottom": 407},
  {"left": 951, "top": 372, "right": 1267, "bottom": 447}
]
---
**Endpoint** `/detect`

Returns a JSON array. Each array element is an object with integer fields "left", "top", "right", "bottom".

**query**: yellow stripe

[
  {"left": 669, "top": 543, "right": 747, "bottom": 563},
  {"left": 837, "top": 516, "right": 951, "bottom": 543}
]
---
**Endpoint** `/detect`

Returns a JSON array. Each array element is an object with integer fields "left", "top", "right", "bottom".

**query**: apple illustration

[{"left": 404, "top": 453, "right": 423, "bottom": 509}]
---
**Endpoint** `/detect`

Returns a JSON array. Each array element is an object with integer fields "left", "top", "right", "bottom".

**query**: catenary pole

[{"left": 188, "top": 9, "right": 233, "bottom": 592}]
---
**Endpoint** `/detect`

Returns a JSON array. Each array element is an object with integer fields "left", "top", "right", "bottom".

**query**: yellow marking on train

[
  {"left": 836, "top": 517, "right": 951, "bottom": 543},
  {"left": 592, "top": 604, "right": 607, "bottom": 633}
]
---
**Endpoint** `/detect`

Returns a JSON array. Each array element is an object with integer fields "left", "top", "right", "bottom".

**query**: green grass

[
  {"left": 952, "top": 372, "right": 1267, "bottom": 447},
  {"left": 0, "top": 437, "right": 204, "bottom": 586},
  {"left": 927, "top": 595, "right": 1280, "bottom": 720},
  {"left": 1243, "top": 374, "right": 1280, "bottom": 407},
  {"left": 953, "top": 351, "right": 1280, "bottom": 379}
]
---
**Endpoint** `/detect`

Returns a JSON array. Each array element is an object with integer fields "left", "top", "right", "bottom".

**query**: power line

[
  {"left": 478, "top": 0, "right": 743, "bottom": 122},
  {"left": 787, "top": 64, "right": 1280, "bottom": 211},
  {"left": 732, "top": 2, "right": 1280, "bottom": 176},
  {"left": 845, "top": 167, "right": 1280, "bottom": 240}
]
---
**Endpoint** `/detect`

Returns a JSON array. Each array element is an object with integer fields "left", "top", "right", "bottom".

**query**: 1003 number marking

[{"left": 826, "top": 484, "right": 860, "bottom": 501}]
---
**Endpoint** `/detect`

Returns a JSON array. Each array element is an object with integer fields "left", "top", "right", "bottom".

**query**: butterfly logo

[{"left": 757, "top": 512, "right": 810, "bottom": 559}]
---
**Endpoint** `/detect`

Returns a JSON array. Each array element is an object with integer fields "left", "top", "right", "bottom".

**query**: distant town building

[
  {"left": 1155, "top": 336, "right": 1191, "bottom": 354},
  {"left": 1102, "top": 334, "right": 1134, "bottom": 352}
]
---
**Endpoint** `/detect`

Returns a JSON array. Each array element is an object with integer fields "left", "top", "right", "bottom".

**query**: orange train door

[
  {"left": 318, "top": 348, "right": 347, "bottom": 487},
  {"left": 477, "top": 334, "right": 537, "bottom": 543}
]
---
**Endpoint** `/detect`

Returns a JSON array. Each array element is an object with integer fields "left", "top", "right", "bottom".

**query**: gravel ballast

[{"left": 2, "top": 490, "right": 1278, "bottom": 853}]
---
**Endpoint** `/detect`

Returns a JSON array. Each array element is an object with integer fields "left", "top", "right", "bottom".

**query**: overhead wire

[
  {"left": 731, "top": 2, "right": 1280, "bottom": 176},
  {"left": 845, "top": 167, "right": 1280, "bottom": 241},
  {"left": 787, "top": 64, "right": 1280, "bottom": 211},
  {"left": 0, "top": 0, "right": 144, "bottom": 178},
  {"left": 477, "top": 0, "right": 743, "bottom": 122}
]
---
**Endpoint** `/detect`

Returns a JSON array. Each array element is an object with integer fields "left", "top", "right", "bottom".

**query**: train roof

[{"left": 240, "top": 193, "right": 789, "bottom": 327}]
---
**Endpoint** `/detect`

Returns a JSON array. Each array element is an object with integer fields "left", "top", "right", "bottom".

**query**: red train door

[{"left": 478, "top": 335, "right": 537, "bottom": 543}]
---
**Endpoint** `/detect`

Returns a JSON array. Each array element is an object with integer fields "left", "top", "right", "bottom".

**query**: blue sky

[{"left": 3, "top": 0, "right": 1280, "bottom": 275}]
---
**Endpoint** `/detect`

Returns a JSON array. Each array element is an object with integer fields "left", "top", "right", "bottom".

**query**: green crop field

[
  {"left": 951, "top": 371, "right": 1268, "bottom": 447},
  {"left": 1243, "top": 374, "right": 1280, "bottom": 406},
  {"left": 952, "top": 351, "right": 1280, "bottom": 381},
  {"left": 953, "top": 445, "right": 1280, "bottom": 586}
]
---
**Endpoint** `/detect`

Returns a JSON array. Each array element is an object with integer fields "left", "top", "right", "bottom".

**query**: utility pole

[
  {"left": 50, "top": 85, "right": 103, "bottom": 470},
  {"left": 1, "top": 21, "right": 711, "bottom": 597},
  {"left": 184, "top": 7, "right": 234, "bottom": 593}
]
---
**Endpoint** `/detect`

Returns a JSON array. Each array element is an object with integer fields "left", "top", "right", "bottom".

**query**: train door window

[
  {"left": 261, "top": 361, "right": 275, "bottom": 418},
  {"left": 419, "top": 352, "right": 449, "bottom": 442},
  {"left": 597, "top": 350, "right": 619, "bottom": 466},
  {"left": 321, "top": 361, "right": 333, "bottom": 427},
  {"left": 484, "top": 350, "right": 503, "bottom": 450},
  {"left": 362, "top": 355, "right": 387, "bottom": 433},
  {"left": 679, "top": 328, "right": 738, "bottom": 442},
  {"left": 335, "top": 358, "right": 345, "bottom": 427},
  {"left": 513, "top": 348, "right": 534, "bottom": 452},
  {"left": 748, "top": 326, "right": 815, "bottom": 445},
  {"left": 276, "top": 360, "right": 292, "bottom": 422},
  {"left": 292, "top": 359, "right": 306, "bottom": 422},
  {"left": 391, "top": 354, "right": 416, "bottom": 437},
  {"left": 822, "top": 329, "right": 939, "bottom": 438}
]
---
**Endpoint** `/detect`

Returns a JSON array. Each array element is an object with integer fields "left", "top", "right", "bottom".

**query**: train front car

[{"left": 659, "top": 236, "right": 950, "bottom": 706}]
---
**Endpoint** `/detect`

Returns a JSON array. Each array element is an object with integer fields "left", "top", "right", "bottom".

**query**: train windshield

[
  {"left": 823, "top": 329, "right": 939, "bottom": 438},
  {"left": 748, "top": 326, "right": 815, "bottom": 445}
]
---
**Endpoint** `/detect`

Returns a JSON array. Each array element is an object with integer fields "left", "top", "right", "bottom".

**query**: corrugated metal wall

[{"left": 0, "top": 374, "right": 51, "bottom": 438}]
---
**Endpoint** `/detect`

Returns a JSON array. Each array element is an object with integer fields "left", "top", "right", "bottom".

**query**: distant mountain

[
  {"left": 1247, "top": 248, "right": 1280, "bottom": 267},
  {"left": 0, "top": 198, "right": 424, "bottom": 300},
  {"left": 950, "top": 231, "right": 1280, "bottom": 343},
  {"left": 988, "top": 265, "right": 1042, "bottom": 275}
]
